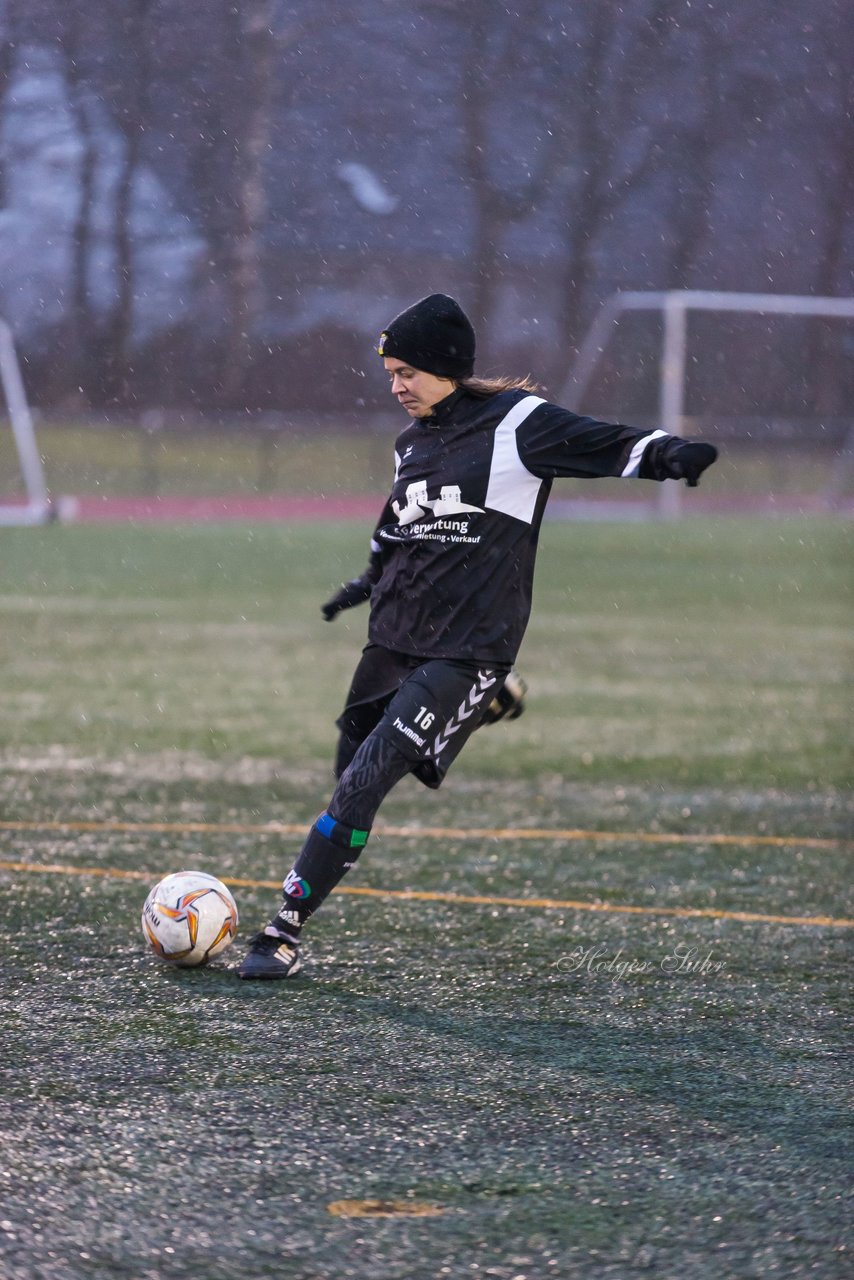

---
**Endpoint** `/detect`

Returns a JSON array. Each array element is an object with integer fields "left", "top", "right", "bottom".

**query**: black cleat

[
  {"left": 482, "top": 669, "right": 527, "bottom": 724},
  {"left": 237, "top": 932, "right": 303, "bottom": 980}
]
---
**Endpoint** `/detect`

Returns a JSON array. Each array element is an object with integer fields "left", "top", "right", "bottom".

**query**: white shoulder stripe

[
  {"left": 484, "top": 395, "right": 547, "bottom": 524},
  {"left": 621, "top": 429, "right": 667, "bottom": 478}
]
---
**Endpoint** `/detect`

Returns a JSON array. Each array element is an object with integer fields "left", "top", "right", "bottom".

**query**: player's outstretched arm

[{"left": 321, "top": 547, "right": 384, "bottom": 621}]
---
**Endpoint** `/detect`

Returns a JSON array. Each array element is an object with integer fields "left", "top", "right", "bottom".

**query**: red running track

[{"left": 57, "top": 494, "right": 387, "bottom": 522}]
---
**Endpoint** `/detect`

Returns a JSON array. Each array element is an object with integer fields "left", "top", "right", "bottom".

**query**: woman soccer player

[{"left": 238, "top": 293, "right": 717, "bottom": 978}]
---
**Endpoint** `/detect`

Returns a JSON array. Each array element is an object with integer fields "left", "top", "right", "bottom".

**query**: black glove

[
  {"left": 321, "top": 549, "right": 383, "bottom": 621},
  {"left": 640, "top": 438, "right": 718, "bottom": 487}
]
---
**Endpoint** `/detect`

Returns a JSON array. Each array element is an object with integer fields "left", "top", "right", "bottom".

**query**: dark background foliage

[{"left": 0, "top": 0, "right": 851, "bottom": 414}]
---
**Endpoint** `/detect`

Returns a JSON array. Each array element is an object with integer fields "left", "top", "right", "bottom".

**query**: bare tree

[
  {"left": 548, "top": 0, "right": 683, "bottom": 366},
  {"left": 98, "top": 0, "right": 155, "bottom": 403},
  {"left": 661, "top": 17, "right": 725, "bottom": 287},
  {"left": 421, "top": 0, "right": 678, "bottom": 370},
  {"left": 176, "top": 0, "right": 279, "bottom": 404},
  {"left": 451, "top": 0, "right": 569, "bottom": 337},
  {"left": 180, "top": 0, "right": 347, "bottom": 404},
  {"left": 220, "top": 0, "right": 276, "bottom": 403},
  {"left": 56, "top": 6, "right": 100, "bottom": 393},
  {"left": 0, "top": 0, "right": 17, "bottom": 209}
]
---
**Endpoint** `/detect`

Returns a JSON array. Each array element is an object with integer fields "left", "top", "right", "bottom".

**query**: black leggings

[
  {"left": 268, "top": 652, "right": 506, "bottom": 937},
  {"left": 329, "top": 732, "right": 413, "bottom": 830}
]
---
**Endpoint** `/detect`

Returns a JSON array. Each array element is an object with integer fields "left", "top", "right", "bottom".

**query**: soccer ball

[{"left": 141, "top": 870, "right": 238, "bottom": 967}]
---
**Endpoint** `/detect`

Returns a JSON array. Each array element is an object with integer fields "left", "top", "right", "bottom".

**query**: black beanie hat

[{"left": 377, "top": 293, "right": 476, "bottom": 379}]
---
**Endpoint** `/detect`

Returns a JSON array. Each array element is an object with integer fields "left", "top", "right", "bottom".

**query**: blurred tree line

[{"left": 0, "top": 0, "right": 851, "bottom": 417}]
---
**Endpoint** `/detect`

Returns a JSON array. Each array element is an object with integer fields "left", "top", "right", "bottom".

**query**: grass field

[
  {"left": 1, "top": 417, "right": 845, "bottom": 501},
  {"left": 0, "top": 516, "right": 851, "bottom": 1280}
]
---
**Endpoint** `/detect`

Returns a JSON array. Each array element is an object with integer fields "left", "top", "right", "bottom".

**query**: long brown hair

[{"left": 456, "top": 373, "right": 540, "bottom": 398}]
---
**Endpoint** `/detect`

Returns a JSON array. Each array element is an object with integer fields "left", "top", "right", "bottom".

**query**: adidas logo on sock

[{"left": 274, "top": 908, "right": 302, "bottom": 930}]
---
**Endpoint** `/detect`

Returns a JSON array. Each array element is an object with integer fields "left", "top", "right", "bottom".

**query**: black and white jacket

[{"left": 367, "top": 386, "right": 669, "bottom": 664}]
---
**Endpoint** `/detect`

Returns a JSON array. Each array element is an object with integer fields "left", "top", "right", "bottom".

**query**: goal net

[{"left": 558, "top": 290, "right": 854, "bottom": 518}]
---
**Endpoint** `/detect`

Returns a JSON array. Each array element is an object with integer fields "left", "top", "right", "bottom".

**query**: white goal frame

[
  {"left": 0, "top": 318, "right": 51, "bottom": 525},
  {"left": 560, "top": 290, "right": 854, "bottom": 517}
]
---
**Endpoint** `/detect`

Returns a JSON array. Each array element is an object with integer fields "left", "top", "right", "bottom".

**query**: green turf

[
  {"left": 0, "top": 421, "right": 391, "bottom": 496},
  {"left": 0, "top": 516, "right": 851, "bottom": 1279},
  {"left": 0, "top": 518, "right": 850, "bottom": 785},
  {"left": 1, "top": 418, "right": 844, "bottom": 499}
]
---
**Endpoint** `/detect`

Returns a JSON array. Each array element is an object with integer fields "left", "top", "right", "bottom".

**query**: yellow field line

[
  {"left": 0, "top": 818, "right": 848, "bottom": 851},
  {"left": 0, "top": 858, "right": 851, "bottom": 929}
]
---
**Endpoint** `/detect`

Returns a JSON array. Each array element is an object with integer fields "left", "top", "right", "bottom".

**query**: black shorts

[{"left": 336, "top": 645, "right": 510, "bottom": 788}]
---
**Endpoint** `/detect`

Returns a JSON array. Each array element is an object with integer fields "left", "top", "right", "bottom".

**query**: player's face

[{"left": 383, "top": 358, "right": 456, "bottom": 418}]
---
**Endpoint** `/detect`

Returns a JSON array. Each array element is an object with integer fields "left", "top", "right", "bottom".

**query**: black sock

[{"left": 268, "top": 811, "right": 369, "bottom": 940}]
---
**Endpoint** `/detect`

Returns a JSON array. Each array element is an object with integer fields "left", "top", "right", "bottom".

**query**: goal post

[
  {"left": 0, "top": 317, "right": 52, "bottom": 525},
  {"left": 560, "top": 290, "right": 854, "bottom": 517}
]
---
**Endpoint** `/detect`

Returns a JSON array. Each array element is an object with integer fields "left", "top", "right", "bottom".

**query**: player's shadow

[{"left": 325, "top": 992, "right": 847, "bottom": 1167}]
